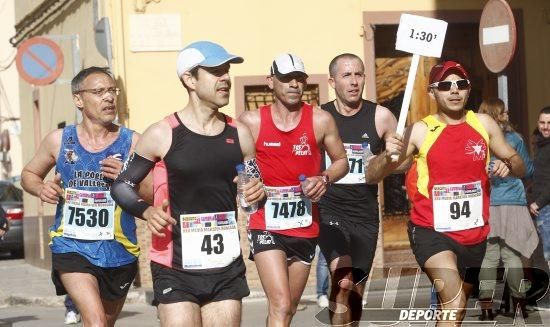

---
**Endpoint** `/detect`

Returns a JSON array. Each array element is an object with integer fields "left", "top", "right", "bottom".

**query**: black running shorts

[
  {"left": 318, "top": 216, "right": 379, "bottom": 282},
  {"left": 248, "top": 230, "right": 317, "bottom": 265},
  {"left": 407, "top": 221, "right": 487, "bottom": 284},
  {"left": 151, "top": 258, "right": 249, "bottom": 305},
  {"left": 52, "top": 252, "right": 137, "bottom": 301}
]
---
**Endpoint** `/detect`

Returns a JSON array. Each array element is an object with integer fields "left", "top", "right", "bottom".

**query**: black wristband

[{"left": 111, "top": 153, "right": 155, "bottom": 218}]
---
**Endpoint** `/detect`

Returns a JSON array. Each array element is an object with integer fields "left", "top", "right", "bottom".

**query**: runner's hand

[
  {"left": 489, "top": 159, "right": 510, "bottom": 178},
  {"left": 143, "top": 199, "right": 177, "bottom": 237},
  {"left": 101, "top": 156, "right": 123, "bottom": 180},
  {"left": 302, "top": 176, "right": 327, "bottom": 203},
  {"left": 243, "top": 178, "right": 265, "bottom": 205},
  {"left": 39, "top": 173, "right": 63, "bottom": 204},
  {"left": 385, "top": 132, "right": 404, "bottom": 160}
]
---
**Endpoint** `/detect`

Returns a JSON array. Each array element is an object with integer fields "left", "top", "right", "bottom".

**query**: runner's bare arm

[
  {"left": 236, "top": 120, "right": 265, "bottom": 205},
  {"left": 237, "top": 109, "right": 261, "bottom": 142},
  {"left": 478, "top": 113, "right": 526, "bottom": 178},
  {"left": 111, "top": 121, "right": 176, "bottom": 237},
  {"left": 366, "top": 122, "right": 421, "bottom": 184},
  {"left": 374, "top": 104, "right": 413, "bottom": 172},
  {"left": 298, "top": 109, "right": 346, "bottom": 202},
  {"left": 317, "top": 109, "right": 348, "bottom": 183},
  {"left": 21, "top": 129, "right": 63, "bottom": 204},
  {"left": 374, "top": 104, "right": 397, "bottom": 142}
]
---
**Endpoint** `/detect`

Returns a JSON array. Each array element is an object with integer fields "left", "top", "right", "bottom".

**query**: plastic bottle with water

[
  {"left": 362, "top": 141, "right": 373, "bottom": 170},
  {"left": 236, "top": 164, "right": 258, "bottom": 214},
  {"left": 299, "top": 174, "right": 317, "bottom": 202}
]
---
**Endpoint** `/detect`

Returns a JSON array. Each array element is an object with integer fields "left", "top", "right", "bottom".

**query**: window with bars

[{"left": 244, "top": 85, "right": 320, "bottom": 110}]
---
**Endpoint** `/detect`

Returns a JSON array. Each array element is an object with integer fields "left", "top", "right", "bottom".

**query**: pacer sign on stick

[{"left": 392, "top": 14, "right": 448, "bottom": 160}]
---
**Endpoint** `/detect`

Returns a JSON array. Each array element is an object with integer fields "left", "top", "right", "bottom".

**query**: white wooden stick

[
  {"left": 391, "top": 53, "right": 420, "bottom": 161},
  {"left": 396, "top": 53, "right": 420, "bottom": 135}
]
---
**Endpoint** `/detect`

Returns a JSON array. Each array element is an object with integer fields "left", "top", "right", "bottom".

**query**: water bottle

[
  {"left": 362, "top": 142, "right": 373, "bottom": 169},
  {"left": 299, "top": 174, "right": 317, "bottom": 202},
  {"left": 236, "top": 164, "right": 258, "bottom": 214}
]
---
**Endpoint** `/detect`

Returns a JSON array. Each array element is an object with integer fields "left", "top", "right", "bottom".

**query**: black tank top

[
  {"left": 163, "top": 113, "right": 243, "bottom": 268},
  {"left": 319, "top": 100, "right": 382, "bottom": 223}
]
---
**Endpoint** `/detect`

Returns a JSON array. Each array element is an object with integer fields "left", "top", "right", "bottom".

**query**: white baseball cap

[
  {"left": 270, "top": 53, "right": 308, "bottom": 78},
  {"left": 176, "top": 41, "right": 243, "bottom": 78}
]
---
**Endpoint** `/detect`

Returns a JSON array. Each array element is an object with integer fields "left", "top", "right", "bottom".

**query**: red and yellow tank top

[
  {"left": 249, "top": 103, "right": 321, "bottom": 238},
  {"left": 410, "top": 110, "right": 490, "bottom": 245}
]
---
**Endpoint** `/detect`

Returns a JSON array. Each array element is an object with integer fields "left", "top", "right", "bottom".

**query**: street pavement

[{"left": 2, "top": 256, "right": 550, "bottom": 326}]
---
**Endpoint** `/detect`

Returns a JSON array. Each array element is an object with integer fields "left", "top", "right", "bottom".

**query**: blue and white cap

[
  {"left": 176, "top": 41, "right": 243, "bottom": 77},
  {"left": 270, "top": 53, "right": 308, "bottom": 78}
]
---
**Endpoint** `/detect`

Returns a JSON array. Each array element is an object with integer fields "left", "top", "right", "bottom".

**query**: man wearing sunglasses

[
  {"left": 366, "top": 60, "right": 525, "bottom": 324},
  {"left": 22, "top": 66, "right": 149, "bottom": 326}
]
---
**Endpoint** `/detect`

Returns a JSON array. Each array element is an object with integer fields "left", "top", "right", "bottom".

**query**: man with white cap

[
  {"left": 366, "top": 60, "right": 525, "bottom": 324},
  {"left": 239, "top": 53, "right": 348, "bottom": 326},
  {"left": 111, "top": 41, "right": 265, "bottom": 326}
]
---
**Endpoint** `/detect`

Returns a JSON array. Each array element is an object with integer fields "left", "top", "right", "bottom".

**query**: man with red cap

[{"left": 366, "top": 60, "right": 526, "bottom": 324}]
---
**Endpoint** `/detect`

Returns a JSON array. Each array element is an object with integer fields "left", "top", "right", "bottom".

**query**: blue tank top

[{"left": 50, "top": 125, "right": 139, "bottom": 267}]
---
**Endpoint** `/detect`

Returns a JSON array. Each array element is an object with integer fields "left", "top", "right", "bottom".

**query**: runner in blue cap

[{"left": 111, "top": 41, "right": 264, "bottom": 326}]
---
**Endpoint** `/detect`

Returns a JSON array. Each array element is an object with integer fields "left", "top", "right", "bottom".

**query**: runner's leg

[
  {"left": 423, "top": 250, "right": 469, "bottom": 326},
  {"left": 287, "top": 259, "right": 312, "bottom": 313},
  {"left": 60, "top": 272, "right": 106, "bottom": 326},
  {"left": 201, "top": 299, "right": 242, "bottom": 327},
  {"left": 328, "top": 255, "right": 365, "bottom": 326},
  {"left": 254, "top": 249, "right": 293, "bottom": 326},
  {"left": 101, "top": 297, "right": 127, "bottom": 327},
  {"left": 158, "top": 302, "right": 202, "bottom": 327}
]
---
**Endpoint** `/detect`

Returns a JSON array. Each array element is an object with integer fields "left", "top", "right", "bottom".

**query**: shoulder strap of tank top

[
  {"left": 421, "top": 115, "right": 442, "bottom": 129},
  {"left": 259, "top": 104, "right": 272, "bottom": 126},
  {"left": 320, "top": 101, "right": 336, "bottom": 113},
  {"left": 364, "top": 100, "right": 378, "bottom": 133},
  {"left": 118, "top": 126, "right": 131, "bottom": 139},
  {"left": 225, "top": 114, "right": 237, "bottom": 128},
  {"left": 301, "top": 102, "right": 313, "bottom": 121},
  {"left": 57, "top": 126, "right": 74, "bottom": 160},
  {"left": 164, "top": 113, "right": 181, "bottom": 129}
]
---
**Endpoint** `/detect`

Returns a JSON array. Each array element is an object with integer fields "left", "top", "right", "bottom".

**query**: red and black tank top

[{"left": 149, "top": 113, "right": 243, "bottom": 269}]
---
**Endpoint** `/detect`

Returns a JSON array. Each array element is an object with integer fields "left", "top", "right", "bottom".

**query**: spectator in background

[
  {"left": 0, "top": 206, "right": 8, "bottom": 238},
  {"left": 477, "top": 98, "right": 537, "bottom": 320},
  {"left": 316, "top": 246, "right": 329, "bottom": 308},
  {"left": 64, "top": 295, "right": 80, "bottom": 324},
  {"left": 530, "top": 107, "right": 550, "bottom": 263}
]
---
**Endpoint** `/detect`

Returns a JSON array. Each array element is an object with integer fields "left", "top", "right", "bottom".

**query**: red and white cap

[{"left": 429, "top": 60, "right": 469, "bottom": 84}]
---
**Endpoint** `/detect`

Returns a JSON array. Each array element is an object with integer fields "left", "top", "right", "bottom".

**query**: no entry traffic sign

[
  {"left": 15, "top": 36, "right": 64, "bottom": 85},
  {"left": 479, "top": 0, "right": 517, "bottom": 73}
]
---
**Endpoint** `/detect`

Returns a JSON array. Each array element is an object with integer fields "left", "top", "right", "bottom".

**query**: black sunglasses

[{"left": 429, "top": 79, "right": 470, "bottom": 91}]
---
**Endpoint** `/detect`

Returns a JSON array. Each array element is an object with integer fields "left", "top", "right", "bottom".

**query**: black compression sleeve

[{"left": 111, "top": 153, "right": 155, "bottom": 218}]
